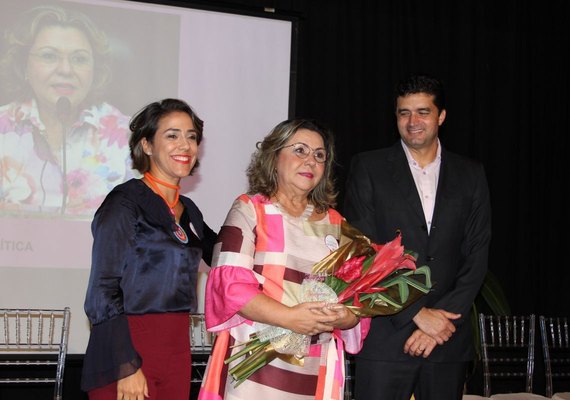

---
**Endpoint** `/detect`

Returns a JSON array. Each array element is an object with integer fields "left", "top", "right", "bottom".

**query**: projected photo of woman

[{"left": 0, "top": 5, "right": 131, "bottom": 217}]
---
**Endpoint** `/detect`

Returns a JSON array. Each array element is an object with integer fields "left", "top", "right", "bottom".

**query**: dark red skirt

[{"left": 89, "top": 312, "right": 191, "bottom": 400}]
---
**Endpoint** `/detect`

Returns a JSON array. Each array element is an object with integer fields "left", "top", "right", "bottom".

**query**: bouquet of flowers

[{"left": 224, "top": 221, "right": 432, "bottom": 387}]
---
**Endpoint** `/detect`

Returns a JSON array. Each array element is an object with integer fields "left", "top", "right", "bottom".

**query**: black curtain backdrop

[
  {"left": 296, "top": 0, "right": 570, "bottom": 318},
  {"left": 187, "top": 0, "right": 569, "bottom": 317}
]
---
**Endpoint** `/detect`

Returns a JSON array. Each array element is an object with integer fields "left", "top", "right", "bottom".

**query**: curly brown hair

[{"left": 246, "top": 118, "right": 337, "bottom": 213}]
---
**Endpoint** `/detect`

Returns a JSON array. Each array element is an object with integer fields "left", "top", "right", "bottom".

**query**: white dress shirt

[{"left": 401, "top": 139, "right": 441, "bottom": 234}]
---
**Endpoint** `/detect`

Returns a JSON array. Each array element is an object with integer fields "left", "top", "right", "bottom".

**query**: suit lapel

[{"left": 387, "top": 144, "right": 425, "bottom": 223}]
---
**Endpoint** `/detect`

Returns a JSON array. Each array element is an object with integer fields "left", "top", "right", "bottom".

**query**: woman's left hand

[
  {"left": 117, "top": 368, "right": 149, "bottom": 399},
  {"left": 319, "top": 303, "right": 359, "bottom": 330}
]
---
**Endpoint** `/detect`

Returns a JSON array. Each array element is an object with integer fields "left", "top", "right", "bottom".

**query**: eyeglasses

[
  {"left": 279, "top": 142, "right": 327, "bottom": 163},
  {"left": 29, "top": 50, "right": 93, "bottom": 69}
]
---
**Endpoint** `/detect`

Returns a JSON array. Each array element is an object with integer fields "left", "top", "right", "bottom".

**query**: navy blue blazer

[
  {"left": 82, "top": 178, "right": 217, "bottom": 391},
  {"left": 344, "top": 141, "right": 491, "bottom": 362}
]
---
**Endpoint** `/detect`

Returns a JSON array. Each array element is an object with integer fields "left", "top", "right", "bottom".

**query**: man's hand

[
  {"left": 413, "top": 307, "right": 461, "bottom": 344},
  {"left": 404, "top": 329, "right": 438, "bottom": 357}
]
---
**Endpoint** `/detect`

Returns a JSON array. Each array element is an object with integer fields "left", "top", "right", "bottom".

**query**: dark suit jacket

[{"left": 344, "top": 141, "right": 491, "bottom": 362}]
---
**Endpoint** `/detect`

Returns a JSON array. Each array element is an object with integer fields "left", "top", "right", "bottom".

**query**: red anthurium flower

[
  {"left": 371, "top": 243, "right": 384, "bottom": 252},
  {"left": 399, "top": 254, "right": 417, "bottom": 270},
  {"left": 334, "top": 255, "right": 366, "bottom": 283},
  {"left": 353, "top": 293, "right": 363, "bottom": 308},
  {"left": 337, "top": 234, "right": 410, "bottom": 303}
]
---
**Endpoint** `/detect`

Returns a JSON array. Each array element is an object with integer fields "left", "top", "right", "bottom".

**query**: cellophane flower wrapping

[{"left": 225, "top": 220, "right": 432, "bottom": 387}]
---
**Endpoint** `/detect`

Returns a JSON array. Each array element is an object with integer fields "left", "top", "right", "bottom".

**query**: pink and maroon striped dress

[{"left": 199, "top": 194, "right": 369, "bottom": 400}]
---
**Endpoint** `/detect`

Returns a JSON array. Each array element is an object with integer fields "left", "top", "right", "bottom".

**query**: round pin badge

[
  {"left": 325, "top": 234, "right": 339, "bottom": 251},
  {"left": 173, "top": 223, "right": 189, "bottom": 244}
]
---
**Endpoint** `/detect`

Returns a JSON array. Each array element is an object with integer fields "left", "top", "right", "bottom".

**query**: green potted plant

[{"left": 471, "top": 269, "right": 511, "bottom": 355}]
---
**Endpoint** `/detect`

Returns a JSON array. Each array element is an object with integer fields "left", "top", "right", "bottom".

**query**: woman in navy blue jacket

[{"left": 81, "top": 98, "right": 216, "bottom": 400}]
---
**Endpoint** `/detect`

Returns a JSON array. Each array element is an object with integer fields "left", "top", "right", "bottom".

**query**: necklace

[
  {"left": 143, "top": 172, "right": 188, "bottom": 244},
  {"left": 144, "top": 172, "right": 180, "bottom": 212}
]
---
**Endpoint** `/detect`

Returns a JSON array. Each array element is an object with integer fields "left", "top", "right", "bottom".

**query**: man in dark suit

[{"left": 344, "top": 74, "right": 491, "bottom": 400}]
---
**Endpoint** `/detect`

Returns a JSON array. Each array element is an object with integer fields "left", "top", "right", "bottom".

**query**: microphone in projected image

[{"left": 56, "top": 96, "right": 72, "bottom": 215}]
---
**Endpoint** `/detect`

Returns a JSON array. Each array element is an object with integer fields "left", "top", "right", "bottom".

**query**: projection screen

[{"left": 0, "top": 0, "right": 294, "bottom": 353}]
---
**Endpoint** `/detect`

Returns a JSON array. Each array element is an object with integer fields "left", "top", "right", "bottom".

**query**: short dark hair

[
  {"left": 394, "top": 74, "right": 446, "bottom": 112},
  {"left": 129, "top": 98, "right": 204, "bottom": 174},
  {"left": 246, "top": 118, "right": 337, "bottom": 212}
]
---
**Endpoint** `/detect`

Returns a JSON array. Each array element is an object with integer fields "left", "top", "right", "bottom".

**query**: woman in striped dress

[{"left": 199, "top": 119, "right": 370, "bottom": 400}]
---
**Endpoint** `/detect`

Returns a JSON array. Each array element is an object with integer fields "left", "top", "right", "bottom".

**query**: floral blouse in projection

[
  {"left": 200, "top": 194, "right": 370, "bottom": 400},
  {"left": 0, "top": 99, "right": 132, "bottom": 217}
]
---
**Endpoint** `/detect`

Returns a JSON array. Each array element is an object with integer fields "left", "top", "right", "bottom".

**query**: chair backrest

[
  {"left": 189, "top": 313, "right": 215, "bottom": 386},
  {"left": 539, "top": 316, "right": 570, "bottom": 397},
  {"left": 479, "top": 313, "right": 536, "bottom": 397},
  {"left": 189, "top": 313, "right": 214, "bottom": 354},
  {"left": 0, "top": 308, "right": 71, "bottom": 400}
]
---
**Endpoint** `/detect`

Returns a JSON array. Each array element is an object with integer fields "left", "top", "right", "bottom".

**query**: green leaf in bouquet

[
  {"left": 224, "top": 336, "right": 267, "bottom": 365},
  {"left": 324, "top": 275, "right": 350, "bottom": 294},
  {"left": 228, "top": 344, "right": 274, "bottom": 387},
  {"left": 347, "top": 266, "right": 432, "bottom": 317}
]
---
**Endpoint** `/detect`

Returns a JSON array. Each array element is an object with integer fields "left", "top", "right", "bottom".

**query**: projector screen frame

[
  {"left": 0, "top": 0, "right": 300, "bottom": 354},
  {"left": 130, "top": 0, "right": 302, "bottom": 118}
]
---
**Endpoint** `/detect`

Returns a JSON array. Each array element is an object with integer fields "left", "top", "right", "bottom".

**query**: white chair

[
  {"left": 189, "top": 313, "right": 215, "bottom": 386},
  {"left": 0, "top": 308, "right": 71, "bottom": 400},
  {"left": 539, "top": 316, "right": 570, "bottom": 399},
  {"left": 478, "top": 314, "right": 547, "bottom": 399}
]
